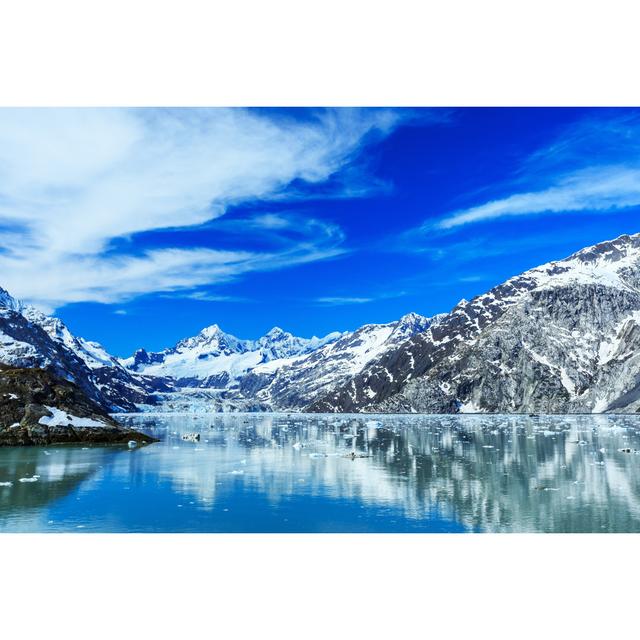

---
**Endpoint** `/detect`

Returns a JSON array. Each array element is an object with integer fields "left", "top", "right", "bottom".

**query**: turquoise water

[{"left": 2, "top": 413, "right": 640, "bottom": 532}]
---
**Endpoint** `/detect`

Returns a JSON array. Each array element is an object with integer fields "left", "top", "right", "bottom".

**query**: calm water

[{"left": 2, "top": 413, "right": 640, "bottom": 532}]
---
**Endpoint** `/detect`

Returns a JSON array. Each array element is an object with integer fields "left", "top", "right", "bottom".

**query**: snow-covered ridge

[
  {"left": 0, "top": 288, "right": 23, "bottom": 314},
  {"left": 0, "top": 287, "right": 157, "bottom": 411},
  {"left": 498, "top": 232, "right": 640, "bottom": 297},
  {"left": 122, "top": 323, "right": 346, "bottom": 384}
]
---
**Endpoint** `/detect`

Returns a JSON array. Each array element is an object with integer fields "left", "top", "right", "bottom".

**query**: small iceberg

[
  {"left": 182, "top": 433, "right": 201, "bottom": 443},
  {"left": 19, "top": 476, "right": 39, "bottom": 483},
  {"left": 128, "top": 440, "right": 138, "bottom": 449}
]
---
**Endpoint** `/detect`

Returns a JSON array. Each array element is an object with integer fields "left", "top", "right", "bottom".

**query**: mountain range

[{"left": 3, "top": 232, "right": 640, "bottom": 417}]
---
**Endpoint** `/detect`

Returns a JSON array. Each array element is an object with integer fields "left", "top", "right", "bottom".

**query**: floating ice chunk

[
  {"left": 482, "top": 445, "right": 494, "bottom": 449},
  {"left": 0, "top": 481, "right": 13, "bottom": 487},
  {"left": 292, "top": 442, "right": 303, "bottom": 450},
  {"left": 229, "top": 469, "right": 244, "bottom": 475},
  {"left": 19, "top": 476, "right": 38, "bottom": 483},
  {"left": 128, "top": 440, "right": 137, "bottom": 448}
]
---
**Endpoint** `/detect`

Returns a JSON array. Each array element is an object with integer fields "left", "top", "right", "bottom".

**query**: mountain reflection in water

[{"left": 2, "top": 413, "right": 640, "bottom": 532}]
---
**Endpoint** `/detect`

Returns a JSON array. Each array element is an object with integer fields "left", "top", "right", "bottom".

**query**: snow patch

[{"left": 38, "top": 406, "right": 109, "bottom": 428}]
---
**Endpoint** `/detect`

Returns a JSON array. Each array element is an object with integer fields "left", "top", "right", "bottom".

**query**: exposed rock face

[
  {"left": 0, "top": 365, "right": 155, "bottom": 446},
  {"left": 310, "top": 233, "right": 640, "bottom": 414}
]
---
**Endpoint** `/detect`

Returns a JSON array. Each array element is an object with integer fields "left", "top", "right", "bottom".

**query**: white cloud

[
  {"left": 315, "top": 296, "right": 374, "bottom": 305},
  {"left": 425, "top": 112, "right": 640, "bottom": 230},
  {"left": 315, "top": 288, "right": 408, "bottom": 305},
  {"left": 0, "top": 107, "right": 407, "bottom": 310},
  {"left": 436, "top": 166, "right": 640, "bottom": 229}
]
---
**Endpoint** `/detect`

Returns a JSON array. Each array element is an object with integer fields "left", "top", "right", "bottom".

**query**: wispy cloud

[
  {"left": 315, "top": 296, "right": 374, "bottom": 306},
  {"left": 181, "top": 291, "right": 248, "bottom": 303},
  {"left": 427, "top": 111, "right": 640, "bottom": 230},
  {"left": 0, "top": 108, "right": 412, "bottom": 311},
  {"left": 315, "top": 289, "right": 407, "bottom": 306},
  {"left": 436, "top": 166, "right": 640, "bottom": 229}
]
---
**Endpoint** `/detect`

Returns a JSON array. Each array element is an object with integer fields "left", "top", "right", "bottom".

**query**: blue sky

[{"left": 2, "top": 107, "right": 640, "bottom": 356}]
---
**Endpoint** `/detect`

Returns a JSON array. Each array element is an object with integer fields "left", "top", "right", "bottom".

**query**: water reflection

[
  {"left": 3, "top": 413, "right": 640, "bottom": 532},
  {"left": 0, "top": 446, "right": 121, "bottom": 531}
]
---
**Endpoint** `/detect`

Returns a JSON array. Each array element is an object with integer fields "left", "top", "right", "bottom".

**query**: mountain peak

[
  {"left": 200, "top": 323, "right": 223, "bottom": 336},
  {"left": 397, "top": 311, "right": 425, "bottom": 324},
  {"left": 175, "top": 323, "right": 247, "bottom": 354},
  {"left": 0, "top": 287, "right": 22, "bottom": 312},
  {"left": 265, "top": 326, "right": 287, "bottom": 338}
]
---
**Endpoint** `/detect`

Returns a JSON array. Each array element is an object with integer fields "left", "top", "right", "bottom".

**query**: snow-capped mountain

[
  {"left": 119, "top": 312, "right": 437, "bottom": 412},
  {"left": 0, "top": 288, "right": 162, "bottom": 411},
  {"left": 122, "top": 324, "right": 344, "bottom": 388},
  {"left": 309, "top": 233, "right": 640, "bottom": 414},
  {"left": 7, "top": 232, "right": 640, "bottom": 416},
  {"left": 243, "top": 312, "right": 440, "bottom": 411}
]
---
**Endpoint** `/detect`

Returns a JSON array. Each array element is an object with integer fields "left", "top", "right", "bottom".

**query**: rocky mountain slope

[
  {"left": 0, "top": 288, "right": 166, "bottom": 412},
  {"left": 310, "top": 233, "right": 640, "bottom": 414},
  {"left": 243, "top": 312, "right": 440, "bottom": 410}
]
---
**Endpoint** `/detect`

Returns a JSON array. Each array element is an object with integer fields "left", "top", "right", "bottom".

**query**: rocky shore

[{"left": 0, "top": 365, "right": 156, "bottom": 447}]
